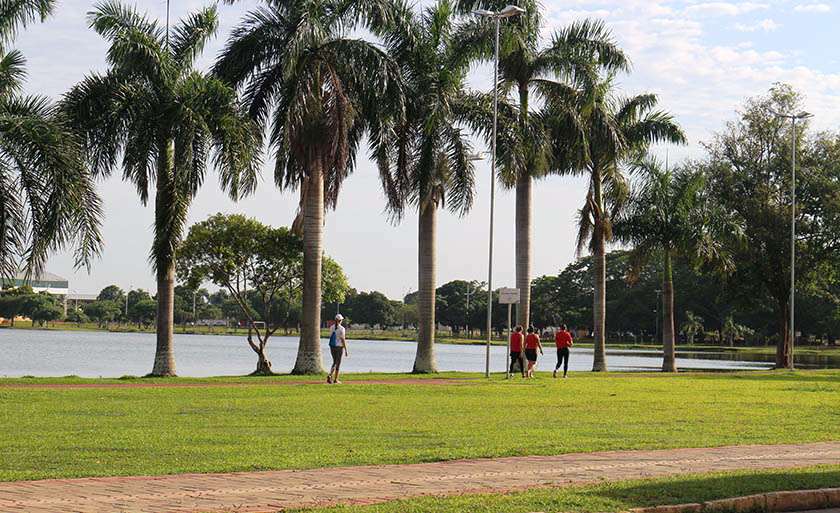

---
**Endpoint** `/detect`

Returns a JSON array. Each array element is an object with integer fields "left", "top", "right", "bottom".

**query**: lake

[{"left": 0, "top": 328, "right": 800, "bottom": 377}]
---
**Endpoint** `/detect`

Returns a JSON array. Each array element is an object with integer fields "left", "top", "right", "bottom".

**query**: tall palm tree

[
  {"left": 63, "top": 2, "right": 261, "bottom": 376},
  {"left": 379, "top": 0, "right": 477, "bottom": 373},
  {"left": 544, "top": 76, "right": 685, "bottom": 371},
  {"left": 215, "top": 0, "right": 407, "bottom": 374},
  {"left": 0, "top": 0, "right": 102, "bottom": 281},
  {"left": 456, "top": 1, "right": 627, "bottom": 328},
  {"left": 681, "top": 310, "right": 704, "bottom": 345},
  {"left": 615, "top": 158, "right": 736, "bottom": 371}
]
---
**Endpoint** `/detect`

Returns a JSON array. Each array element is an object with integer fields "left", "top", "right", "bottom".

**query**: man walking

[{"left": 553, "top": 324, "right": 573, "bottom": 378}]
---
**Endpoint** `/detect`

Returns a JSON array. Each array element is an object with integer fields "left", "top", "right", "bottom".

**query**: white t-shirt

[{"left": 332, "top": 324, "right": 346, "bottom": 347}]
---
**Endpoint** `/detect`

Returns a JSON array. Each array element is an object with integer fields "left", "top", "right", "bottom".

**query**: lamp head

[
  {"left": 499, "top": 5, "right": 526, "bottom": 17},
  {"left": 795, "top": 111, "right": 813, "bottom": 120}
]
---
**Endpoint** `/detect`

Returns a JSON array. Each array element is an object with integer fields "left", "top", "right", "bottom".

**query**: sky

[{"left": 15, "top": 0, "right": 840, "bottom": 299}]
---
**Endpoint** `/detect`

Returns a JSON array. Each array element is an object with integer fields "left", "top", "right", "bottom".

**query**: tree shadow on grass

[{"left": 589, "top": 468, "right": 840, "bottom": 508}]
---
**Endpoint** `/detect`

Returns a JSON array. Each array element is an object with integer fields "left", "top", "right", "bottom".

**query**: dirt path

[
  {"left": 0, "top": 377, "right": 476, "bottom": 389},
  {"left": 1, "top": 442, "right": 838, "bottom": 513}
]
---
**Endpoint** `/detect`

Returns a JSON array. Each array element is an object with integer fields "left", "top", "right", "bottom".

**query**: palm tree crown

[
  {"left": 0, "top": 0, "right": 102, "bottom": 281},
  {"left": 214, "top": 0, "right": 407, "bottom": 374},
  {"left": 615, "top": 157, "right": 737, "bottom": 370},
  {"left": 63, "top": 1, "right": 261, "bottom": 376}
]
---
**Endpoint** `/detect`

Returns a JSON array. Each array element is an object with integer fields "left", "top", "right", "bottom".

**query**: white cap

[{"left": 335, "top": 314, "right": 344, "bottom": 321}]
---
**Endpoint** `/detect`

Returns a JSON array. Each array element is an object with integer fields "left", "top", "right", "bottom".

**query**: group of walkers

[
  {"left": 508, "top": 325, "right": 574, "bottom": 379},
  {"left": 326, "top": 314, "right": 575, "bottom": 383}
]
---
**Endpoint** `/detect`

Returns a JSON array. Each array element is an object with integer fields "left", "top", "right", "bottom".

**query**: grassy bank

[
  {"left": 1, "top": 371, "right": 838, "bottom": 482},
  {"left": 291, "top": 466, "right": 840, "bottom": 513}
]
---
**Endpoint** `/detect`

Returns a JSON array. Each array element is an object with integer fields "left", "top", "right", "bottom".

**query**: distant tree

[
  {"left": 83, "top": 300, "right": 121, "bottom": 328},
  {"left": 680, "top": 311, "right": 704, "bottom": 346},
  {"left": 435, "top": 281, "right": 483, "bottom": 335},
  {"left": 66, "top": 308, "right": 89, "bottom": 326},
  {"left": 0, "top": 286, "right": 33, "bottom": 326},
  {"left": 21, "top": 293, "right": 62, "bottom": 327},
  {"left": 345, "top": 291, "right": 397, "bottom": 328},
  {"left": 97, "top": 285, "right": 125, "bottom": 303},
  {"left": 130, "top": 299, "right": 157, "bottom": 328}
]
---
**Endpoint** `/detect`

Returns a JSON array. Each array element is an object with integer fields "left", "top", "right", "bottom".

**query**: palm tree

[
  {"left": 456, "top": 2, "right": 628, "bottom": 328},
  {"left": 63, "top": 2, "right": 261, "bottom": 376},
  {"left": 616, "top": 158, "right": 736, "bottom": 371},
  {"left": 0, "top": 0, "right": 102, "bottom": 281},
  {"left": 544, "top": 77, "right": 685, "bottom": 371},
  {"left": 681, "top": 311, "right": 704, "bottom": 345},
  {"left": 379, "top": 0, "right": 477, "bottom": 373},
  {"left": 215, "top": 0, "right": 407, "bottom": 374}
]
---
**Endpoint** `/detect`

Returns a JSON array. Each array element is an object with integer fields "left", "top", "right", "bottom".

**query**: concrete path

[{"left": 1, "top": 442, "right": 838, "bottom": 513}]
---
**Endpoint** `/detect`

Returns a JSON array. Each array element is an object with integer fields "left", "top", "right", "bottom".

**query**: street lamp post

[
  {"left": 474, "top": 4, "right": 525, "bottom": 378},
  {"left": 771, "top": 110, "right": 811, "bottom": 369}
]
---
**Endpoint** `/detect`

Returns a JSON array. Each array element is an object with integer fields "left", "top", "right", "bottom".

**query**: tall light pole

[
  {"left": 474, "top": 4, "right": 525, "bottom": 378},
  {"left": 771, "top": 109, "right": 812, "bottom": 369}
]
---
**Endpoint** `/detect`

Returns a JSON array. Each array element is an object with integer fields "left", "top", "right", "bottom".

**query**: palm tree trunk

[
  {"left": 151, "top": 141, "right": 176, "bottom": 377},
  {"left": 515, "top": 172, "right": 531, "bottom": 328},
  {"left": 516, "top": 83, "right": 532, "bottom": 328},
  {"left": 414, "top": 200, "right": 438, "bottom": 373},
  {"left": 776, "top": 301, "right": 793, "bottom": 369},
  {"left": 661, "top": 249, "right": 676, "bottom": 372},
  {"left": 592, "top": 172, "right": 607, "bottom": 372},
  {"left": 292, "top": 165, "right": 326, "bottom": 375}
]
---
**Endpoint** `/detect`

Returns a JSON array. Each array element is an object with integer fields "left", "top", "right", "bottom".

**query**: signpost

[{"left": 498, "top": 287, "right": 519, "bottom": 379}]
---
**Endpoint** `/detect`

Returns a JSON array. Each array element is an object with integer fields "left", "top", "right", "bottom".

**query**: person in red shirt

[
  {"left": 509, "top": 325, "right": 525, "bottom": 377},
  {"left": 553, "top": 324, "right": 574, "bottom": 378},
  {"left": 524, "top": 326, "right": 543, "bottom": 378}
]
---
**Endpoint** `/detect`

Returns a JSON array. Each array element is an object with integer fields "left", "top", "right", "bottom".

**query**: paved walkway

[{"left": 1, "top": 442, "right": 838, "bottom": 513}]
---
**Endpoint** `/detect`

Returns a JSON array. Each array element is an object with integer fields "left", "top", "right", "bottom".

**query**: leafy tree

[
  {"left": 0, "top": 0, "right": 102, "bottom": 281},
  {"left": 63, "top": 2, "right": 261, "bottom": 376},
  {"left": 215, "top": 0, "right": 406, "bottom": 374},
  {"left": 615, "top": 158, "right": 737, "bottom": 371},
  {"left": 179, "top": 213, "right": 348, "bottom": 374},
  {"left": 701, "top": 84, "right": 840, "bottom": 367},
  {"left": 83, "top": 299, "right": 122, "bottom": 328},
  {"left": 545, "top": 76, "right": 685, "bottom": 371}
]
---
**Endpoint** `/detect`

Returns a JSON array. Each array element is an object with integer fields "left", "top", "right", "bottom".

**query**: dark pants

[
  {"left": 510, "top": 351, "right": 524, "bottom": 376},
  {"left": 555, "top": 347, "right": 570, "bottom": 374},
  {"left": 330, "top": 345, "right": 344, "bottom": 370}
]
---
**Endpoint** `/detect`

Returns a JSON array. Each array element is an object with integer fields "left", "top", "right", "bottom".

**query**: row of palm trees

[{"left": 1, "top": 0, "right": 688, "bottom": 375}]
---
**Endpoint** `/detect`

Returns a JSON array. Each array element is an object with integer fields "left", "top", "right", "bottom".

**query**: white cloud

[
  {"left": 735, "top": 18, "right": 781, "bottom": 31},
  {"left": 684, "top": 2, "right": 769, "bottom": 17},
  {"left": 794, "top": 3, "right": 832, "bottom": 13}
]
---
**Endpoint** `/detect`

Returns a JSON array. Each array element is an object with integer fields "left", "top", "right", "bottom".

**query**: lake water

[{"left": 0, "top": 329, "right": 795, "bottom": 377}]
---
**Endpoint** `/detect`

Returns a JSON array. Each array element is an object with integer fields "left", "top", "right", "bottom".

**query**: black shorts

[
  {"left": 525, "top": 348, "right": 538, "bottom": 362},
  {"left": 330, "top": 345, "right": 343, "bottom": 367}
]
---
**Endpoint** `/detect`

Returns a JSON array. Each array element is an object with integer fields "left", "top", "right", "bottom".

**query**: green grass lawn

[
  {"left": 1, "top": 371, "right": 838, "bottom": 482},
  {"left": 289, "top": 466, "right": 840, "bottom": 513}
]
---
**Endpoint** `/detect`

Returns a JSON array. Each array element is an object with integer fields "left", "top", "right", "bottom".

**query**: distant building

[
  {"left": 2, "top": 272, "right": 96, "bottom": 316},
  {"left": 2, "top": 271, "right": 69, "bottom": 295}
]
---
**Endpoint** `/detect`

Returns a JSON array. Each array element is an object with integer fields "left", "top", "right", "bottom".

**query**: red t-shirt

[
  {"left": 525, "top": 333, "right": 540, "bottom": 349},
  {"left": 509, "top": 332, "right": 524, "bottom": 352},
  {"left": 555, "top": 330, "right": 573, "bottom": 349}
]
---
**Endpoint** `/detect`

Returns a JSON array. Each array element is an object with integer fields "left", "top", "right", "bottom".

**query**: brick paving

[{"left": 0, "top": 442, "right": 838, "bottom": 513}]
